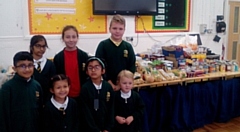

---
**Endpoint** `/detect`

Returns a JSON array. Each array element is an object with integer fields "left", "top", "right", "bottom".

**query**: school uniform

[
  {"left": 43, "top": 97, "right": 79, "bottom": 132},
  {"left": 80, "top": 79, "right": 115, "bottom": 132},
  {"left": 113, "top": 90, "right": 145, "bottom": 132},
  {"left": 0, "top": 74, "right": 43, "bottom": 132},
  {"left": 33, "top": 58, "right": 56, "bottom": 103},
  {"left": 53, "top": 48, "right": 88, "bottom": 99},
  {"left": 95, "top": 38, "right": 136, "bottom": 84}
]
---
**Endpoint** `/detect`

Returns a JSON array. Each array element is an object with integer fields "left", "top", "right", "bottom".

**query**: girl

[
  {"left": 54, "top": 25, "right": 88, "bottom": 101},
  {"left": 80, "top": 57, "right": 114, "bottom": 132},
  {"left": 113, "top": 70, "right": 145, "bottom": 132},
  {"left": 30, "top": 35, "right": 56, "bottom": 103},
  {"left": 43, "top": 74, "right": 79, "bottom": 132}
]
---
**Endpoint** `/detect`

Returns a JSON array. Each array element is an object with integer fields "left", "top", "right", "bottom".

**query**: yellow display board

[{"left": 28, "top": 0, "right": 107, "bottom": 34}]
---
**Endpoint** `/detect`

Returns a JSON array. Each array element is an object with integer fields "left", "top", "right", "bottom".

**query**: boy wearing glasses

[
  {"left": 79, "top": 57, "right": 114, "bottom": 132},
  {"left": 0, "top": 51, "right": 43, "bottom": 132}
]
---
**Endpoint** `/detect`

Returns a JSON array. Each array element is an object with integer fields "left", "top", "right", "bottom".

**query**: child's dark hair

[
  {"left": 85, "top": 56, "right": 105, "bottom": 71},
  {"left": 62, "top": 25, "right": 79, "bottom": 39},
  {"left": 50, "top": 74, "right": 70, "bottom": 88},
  {"left": 30, "top": 35, "right": 48, "bottom": 54},
  {"left": 13, "top": 51, "right": 33, "bottom": 66}
]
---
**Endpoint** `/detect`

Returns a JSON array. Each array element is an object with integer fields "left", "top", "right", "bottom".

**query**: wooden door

[{"left": 228, "top": 1, "right": 240, "bottom": 63}]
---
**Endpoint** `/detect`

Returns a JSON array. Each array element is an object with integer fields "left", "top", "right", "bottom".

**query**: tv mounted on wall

[{"left": 93, "top": 0, "right": 158, "bottom": 15}]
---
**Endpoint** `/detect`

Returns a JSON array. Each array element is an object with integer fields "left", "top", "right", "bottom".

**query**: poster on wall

[
  {"left": 136, "top": 0, "right": 191, "bottom": 32},
  {"left": 28, "top": 0, "right": 107, "bottom": 34}
]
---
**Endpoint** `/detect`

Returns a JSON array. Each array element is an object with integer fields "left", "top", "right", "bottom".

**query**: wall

[{"left": 0, "top": 0, "right": 227, "bottom": 68}]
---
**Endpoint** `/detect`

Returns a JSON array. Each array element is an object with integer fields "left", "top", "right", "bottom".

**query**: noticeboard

[
  {"left": 28, "top": 0, "right": 107, "bottom": 34},
  {"left": 136, "top": 0, "right": 191, "bottom": 32}
]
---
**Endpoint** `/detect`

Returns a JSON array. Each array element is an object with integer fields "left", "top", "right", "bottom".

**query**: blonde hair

[
  {"left": 110, "top": 14, "right": 126, "bottom": 27},
  {"left": 117, "top": 70, "right": 134, "bottom": 83}
]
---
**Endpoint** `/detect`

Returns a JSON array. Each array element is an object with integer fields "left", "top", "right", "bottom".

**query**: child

[
  {"left": 80, "top": 57, "right": 114, "bottom": 132},
  {"left": 0, "top": 51, "right": 43, "bottom": 132},
  {"left": 95, "top": 14, "right": 136, "bottom": 91},
  {"left": 30, "top": 35, "right": 56, "bottom": 103},
  {"left": 43, "top": 74, "right": 79, "bottom": 132},
  {"left": 113, "top": 70, "right": 145, "bottom": 132},
  {"left": 54, "top": 25, "right": 88, "bottom": 101}
]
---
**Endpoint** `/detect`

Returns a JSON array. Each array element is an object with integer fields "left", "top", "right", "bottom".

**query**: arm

[
  {"left": 0, "top": 85, "right": 11, "bottom": 132},
  {"left": 53, "top": 53, "right": 60, "bottom": 74},
  {"left": 95, "top": 41, "right": 105, "bottom": 59},
  {"left": 72, "top": 100, "right": 80, "bottom": 132},
  {"left": 131, "top": 92, "right": 145, "bottom": 122},
  {"left": 95, "top": 42, "right": 111, "bottom": 83},
  {"left": 108, "top": 80, "right": 119, "bottom": 91},
  {"left": 79, "top": 86, "right": 100, "bottom": 132},
  {"left": 49, "top": 60, "right": 56, "bottom": 77},
  {"left": 104, "top": 84, "right": 115, "bottom": 131},
  {"left": 42, "top": 106, "right": 52, "bottom": 132},
  {"left": 127, "top": 44, "right": 136, "bottom": 74}
]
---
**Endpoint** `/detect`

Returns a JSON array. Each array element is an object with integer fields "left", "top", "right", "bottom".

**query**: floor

[{"left": 193, "top": 117, "right": 240, "bottom": 132}]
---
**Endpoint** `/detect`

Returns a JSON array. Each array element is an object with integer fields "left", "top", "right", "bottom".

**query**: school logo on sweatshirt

[
  {"left": 36, "top": 91, "right": 40, "bottom": 98},
  {"left": 82, "top": 63, "right": 85, "bottom": 71},
  {"left": 106, "top": 92, "right": 110, "bottom": 102},
  {"left": 123, "top": 50, "right": 128, "bottom": 57}
]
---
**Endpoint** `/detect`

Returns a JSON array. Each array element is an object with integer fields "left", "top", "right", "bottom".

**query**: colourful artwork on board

[{"left": 28, "top": 0, "right": 107, "bottom": 34}]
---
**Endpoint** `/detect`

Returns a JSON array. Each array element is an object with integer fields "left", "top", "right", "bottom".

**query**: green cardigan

[
  {"left": 53, "top": 48, "right": 89, "bottom": 88},
  {"left": 80, "top": 79, "right": 115, "bottom": 132},
  {"left": 95, "top": 39, "right": 136, "bottom": 84},
  {"left": 0, "top": 74, "right": 43, "bottom": 132},
  {"left": 33, "top": 59, "right": 56, "bottom": 103}
]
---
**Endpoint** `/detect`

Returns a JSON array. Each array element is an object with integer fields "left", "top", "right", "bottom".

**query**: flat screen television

[{"left": 93, "top": 0, "right": 158, "bottom": 15}]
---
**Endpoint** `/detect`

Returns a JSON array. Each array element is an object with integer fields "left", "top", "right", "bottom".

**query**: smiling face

[
  {"left": 62, "top": 29, "right": 78, "bottom": 51},
  {"left": 119, "top": 76, "right": 133, "bottom": 93},
  {"left": 13, "top": 60, "right": 34, "bottom": 80},
  {"left": 50, "top": 80, "right": 70, "bottom": 103},
  {"left": 109, "top": 21, "right": 125, "bottom": 42}
]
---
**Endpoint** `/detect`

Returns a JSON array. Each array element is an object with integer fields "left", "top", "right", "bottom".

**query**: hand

[
  {"left": 103, "top": 130, "right": 108, "bottom": 132},
  {"left": 114, "top": 85, "right": 120, "bottom": 91},
  {"left": 125, "top": 116, "right": 134, "bottom": 125},
  {"left": 108, "top": 80, "right": 120, "bottom": 91},
  {"left": 115, "top": 116, "right": 126, "bottom": 124}
]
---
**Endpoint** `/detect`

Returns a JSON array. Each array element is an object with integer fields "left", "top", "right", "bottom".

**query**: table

[{"left": 136, "top": 72, "right": 240, "bottom": 132}]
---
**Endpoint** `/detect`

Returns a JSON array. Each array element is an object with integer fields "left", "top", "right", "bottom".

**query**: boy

[
  {"left": 80, "top": 57, "right": 114, "bottom": 132},
  {"left": 95, "top": 14, "right": 136, "bottom": 91},
  {"left": 0, "top": 51, "right": 43, "bottom": 132}
]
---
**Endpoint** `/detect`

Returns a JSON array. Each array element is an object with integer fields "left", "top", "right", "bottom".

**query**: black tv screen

[{"left": 93, "top": 0, "right": 158, "bottom": 15}]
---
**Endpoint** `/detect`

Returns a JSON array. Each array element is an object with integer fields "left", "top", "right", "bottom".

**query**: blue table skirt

[{"left": 139, "top": 77, "right": 240, "bottom": 132}]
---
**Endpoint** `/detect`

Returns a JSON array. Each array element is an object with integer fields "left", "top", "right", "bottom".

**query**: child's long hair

[
  {"left": 50, "top": 74, "right": 70, "bottom": 88},
  {"left": 30, "top": 35, "right": 48, "bottom": 54},
  {"left": 117, "top": 70, "right": 134, "bottom": 83},
  {"left": 61, "top": 25, "right": 79, "bottom": 39}
]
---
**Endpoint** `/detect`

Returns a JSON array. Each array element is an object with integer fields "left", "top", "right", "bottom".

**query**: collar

[
  {"left": 51, "top": 96, "right": 69, "bottom": 110},
  {"left": 14, "top": 73, "right": 32, "bottom": 83},
  {"left": 93, "top": 81, "right": 102, "bottom": 90},
  {"left": 34, "top": 57, "right": 44, "bottom": 63},
  {"left": 120, "top": 90, "right": 131, "bottom": 99},
  {"left": 110, "top": 37, "right": 122, "bottom": 46}
]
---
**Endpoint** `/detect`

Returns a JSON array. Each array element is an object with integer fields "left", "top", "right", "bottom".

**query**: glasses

[
  {"left": 87, "top": 65, "right": 101, "bottom": 71},
  {"left": 16, "top": 64, "right": 34, "bottom": 70},
  {"left": 34, "top": 44, "right": 47, "bottom": 49}
]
